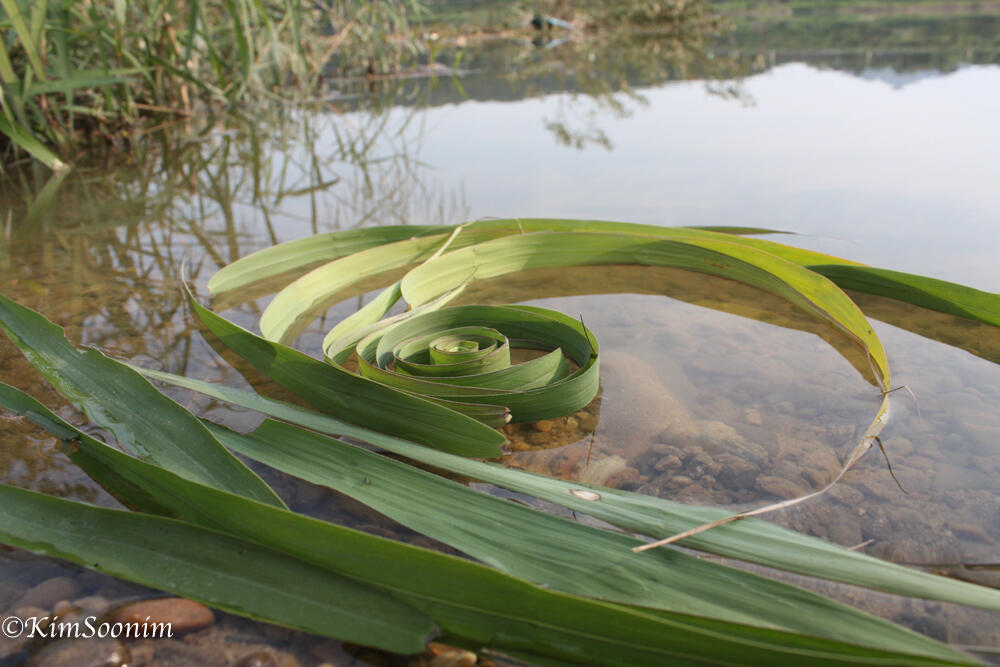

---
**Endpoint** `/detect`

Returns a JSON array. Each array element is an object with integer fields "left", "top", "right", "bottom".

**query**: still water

[{"left": 2, "top": 7, "right": 1000, "bottom": 665}]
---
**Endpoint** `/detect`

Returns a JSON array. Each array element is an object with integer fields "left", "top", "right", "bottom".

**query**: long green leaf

[
  {"left": 207, "top": 221, "right": 783, "bottom": 299},
  {"left": 0, "top": 384, "right": 977, "bottom": 666},
  {"left": 249, "top": 221, "right": 763, "bottom": 344},
  {"left": 206, "top": 224, "right": 444, "bottom": 295},
  {"left": 812, "top": 265, "right": 1000, "bottom": 328},
  {"left": 259, "top": 232, "right": 451, "bottom": 343},
  {"left": 132, "top": 369, "right": 1000, "bottom": 615},
  {"left": 25, "top": 70, "right": 139, "bottom": 96},
  {"left": 186, "top": 290, "right": 505, "bottom": 457},
  {"left": 0, "top": 294, "right": 282, "bottom": 506},
  {"left": 0, "top": 35, "right": 16, "bottom": 83},
  {"left": 0, "top": 0, "right": 47, "bottom": 81},
  {"left": 230, "top": 220, "right": 1000, "bottom": 359},
  {"left": 206, "top": 418, "right": 970, "bottom": 662},
  {"left": 399, "top": 231, "right": 889, "bottom": 388},
  {"left": 0, "top": 486, "right": 433, "bottom": 654},
  {"left": 0, "top": 112, "right": 67, "bottom": 170}
]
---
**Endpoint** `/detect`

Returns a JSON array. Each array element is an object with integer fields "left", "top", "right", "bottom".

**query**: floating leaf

[
  {"left": 0, "top": 383, "right": 978, "bottom": 666},
  {"left": 0, "top": 487, "right": 433, "bottom": 655},
  {"left": 186, "top": 288, "right": 505, "bottom": 457},
  {"left": 133, "top": 369, "right": 1000, "bottom": 616},
  {"left": 0, "top": 294, "right": 282, "bottom": 506},
  {"left": 205, "top": 417, "right": 970, "bottom": 660},
  {"left": 327, "top": 304, "right": 599, "bottom": 424}
]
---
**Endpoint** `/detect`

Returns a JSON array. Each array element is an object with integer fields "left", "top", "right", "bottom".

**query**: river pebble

[
  {"left": 13, "top": 576, "right": 79, "bottom": 611},
  {"left": 826, "top": 483, "right": 864, "bottom": 506},
  {"left": 231, "top": 648, "right": 300, "bottom": 667},
  {"left": 947, "top": 522, "right": 995, "bottom": 545},
  {"left": 426, "top": 642, "right": 478, "bottom": 667},
  {"left": 25, "top": 639, "right": 128, "bottom": 667},
  {"left": 106, "top": 597, "right": 214, "bottom": 635},
  {"left": 754, "top": 475, "right": 809, "bottom": 500}
]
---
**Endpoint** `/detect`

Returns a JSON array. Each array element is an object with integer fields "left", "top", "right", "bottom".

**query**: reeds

[{"left": 0, "top": 0, "right": 427, "bottom": 168}]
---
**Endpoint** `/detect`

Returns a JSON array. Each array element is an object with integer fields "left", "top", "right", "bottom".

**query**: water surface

[{"left": 2, "top": 5, "right": 1000, "bottom": 663}]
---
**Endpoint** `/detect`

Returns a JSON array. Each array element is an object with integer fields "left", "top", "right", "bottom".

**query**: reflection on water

[{"left": 3, "top": 4, "right": 1000, "bottom": 662}]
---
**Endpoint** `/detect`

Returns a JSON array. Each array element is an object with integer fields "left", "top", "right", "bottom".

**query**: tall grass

[{"left": 0, "top": 0, "right": 427, "bottom": 169}]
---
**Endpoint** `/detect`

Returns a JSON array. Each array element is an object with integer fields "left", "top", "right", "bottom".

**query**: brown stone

[
  {"left": 603, "top": 466, "right": 640, "bottom": 489},
  {"left": 799, "top": 467, "right": 827, "bottom": 488},
  {"left": 906, "top": 455, "right": 936, "bottom": 472},
  {"left": 232, "top": 649, "right": 300, "bottom": 667},
  {"left": 743, "top": 408, "right": 763, "bottom": 426},
  {"left": 12, "top": 606, "right": 48, "bottom": 623},
  {"left": 52, "top": 600, "right": 76, "bottom": 616},
  {"left": 676, "top": 484, "right": 713, "bottom": 504},
  {"left": 532, "top": 419, "right": 556, "bottom": 433},
  {"left": 948, "top": 522, "right": 995, "bottom": 544},
  {"left": 427, "top": 643, "right": 477, "bottom": 667},
  {"left": 526, "top": 431, "right": 551, "bottom": 446},
  {"left": 0, "top": 580, "right": 26, "bottom": 609},
  {"left": 26, "top": 639, "right": 128, "bottom": 667},
  {"left": 127, "top": 643, "right": 155, "bottom": 667},
  {"left": 854, "top": 476, "right": 899, "bottom": 501},
  {"left": 884, "top": 538, "right": 935, "bottom": 564},
  {"left": 827, "top": 483, "right": 864, "bottom": 506},
  {"left": 826, "top": 519, "right": 863, "bottom": 547},
  {"left": 754, "top": 475, "right": 808, "bottom": 500},
  {"left": 15, "top": 576, "right": 80, "bottom": 611},
  {"left": 310, "top": 640, "right": 352, "bottom": 664},
  {"left": 72, "top": 595, "right": 110, "bottom": 614},
  {"left": 107, "top": 597, "right": 214, "bottom": 635},
  {"left": 654, "top": 454, "right": 682, "bottom": 471},
  {"left": 798, "top": 448, "right": 840, "bottom": 473},
  {"left": 898, "top": 468, "right": 932, "bottom": 494},
  {"left": 685, "top": 447, "right": 721, "bottom": 477},
  {"left": 715, "top": 454, "right": 760, "bottom": 489}
]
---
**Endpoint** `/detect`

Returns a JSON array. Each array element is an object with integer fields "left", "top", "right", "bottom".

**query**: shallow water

[{"left": 2, "top": 5, "right": 1000, "bottom": 664}]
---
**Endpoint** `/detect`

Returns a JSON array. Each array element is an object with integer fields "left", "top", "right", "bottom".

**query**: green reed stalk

[{"left": 0, "top": 0, "right": 427, "bottom": 167}]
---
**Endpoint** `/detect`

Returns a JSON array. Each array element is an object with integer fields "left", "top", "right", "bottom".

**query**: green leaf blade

[
  {"left": 0, "top": 294, "right": 283, "bottom": 507},
  {"left": 0, "top": 485, "right": 434, "bottom": 655},
  {"left": 133, "top": 370, "right": 1000, "bottom": 618},
  {"left": 186, "top": 291, "right": 505, "bottom": 458}
]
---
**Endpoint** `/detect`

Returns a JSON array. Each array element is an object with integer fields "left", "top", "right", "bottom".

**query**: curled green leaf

[{"left": 326, "top": 304, "right": 599, "bottom": 425}]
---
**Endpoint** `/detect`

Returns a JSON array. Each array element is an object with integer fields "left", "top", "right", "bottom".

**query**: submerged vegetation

[{"left": 3, "top": 219, "right": 1000, "bottom": 663}]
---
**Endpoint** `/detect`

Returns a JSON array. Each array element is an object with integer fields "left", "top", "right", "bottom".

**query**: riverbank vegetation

[
  {"left": 0, "top": 0, "right": 430, "bottom": 169},
  {"left": 1, "top": 0, "right": 730, "bottom": 169}
]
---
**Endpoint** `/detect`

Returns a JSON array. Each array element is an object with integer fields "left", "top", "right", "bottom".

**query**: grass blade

[
  {"left": 206, "top": 418, "right": 971, "bottom": 662},
  {"left": 0, "top": 294, "right": 283, "bottom": 506},
  {"left": 186, "top": 288, "right": 505, "bottom": 457},
  {"left": 0, "top": 111, "right": 67, "bottom": 170},
  {"left": 132, "top": 369, "right": 1000, "bottom": 615},
  {"left": 0, "top": 486, "right": 433, "bottom": 654},
  {"left": 0, "top": 0, "right": 47, "bottom": 81},
  {"left": 0, "top": 383, "right": 977, "bottom": 666}
]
